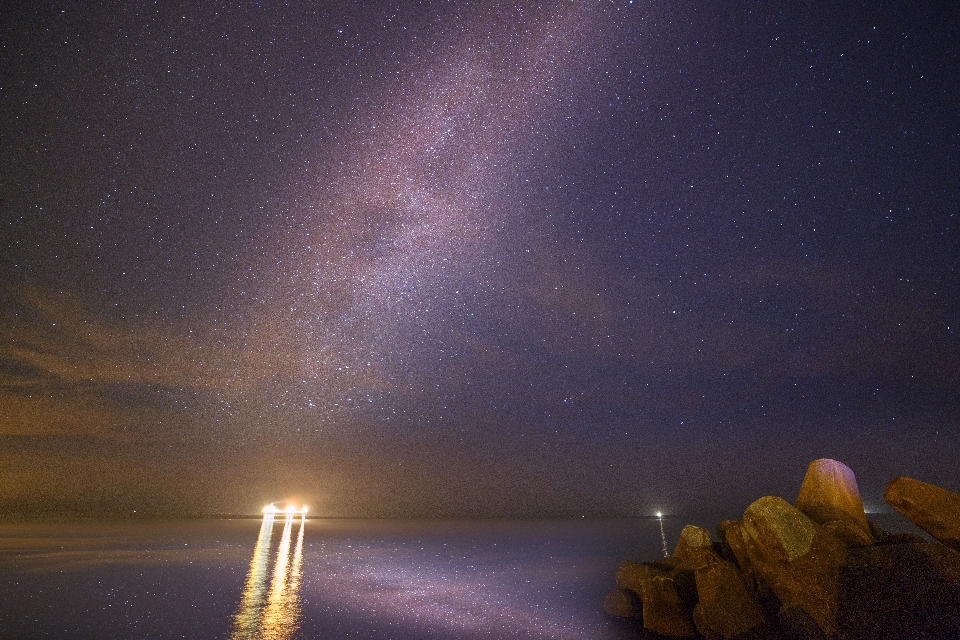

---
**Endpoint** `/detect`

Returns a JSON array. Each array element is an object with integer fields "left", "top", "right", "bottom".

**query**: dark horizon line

[{"left": 0, "top": 512, "right": 686, "bottom": 522}]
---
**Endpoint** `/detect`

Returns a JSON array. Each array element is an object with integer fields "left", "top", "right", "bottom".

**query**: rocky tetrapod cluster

[{"left": 604, "top": 459, "right": 960, "bottom": 639}]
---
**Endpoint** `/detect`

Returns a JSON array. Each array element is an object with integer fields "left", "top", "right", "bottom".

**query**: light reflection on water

[
  {"left": 226, "top": 517, "right": 649, "bottom": 639},
  {"left": 288, "top": 519, "right": 650, "bottom": 640},
  {"left": 0, "top": 513, "right": 933, "bottom": 638},
  {"left": 231, "top": 514, "right": 306, "bottom": 640},
  {"left": 0, "top": 517, "right": 679, "bottom": 639}
]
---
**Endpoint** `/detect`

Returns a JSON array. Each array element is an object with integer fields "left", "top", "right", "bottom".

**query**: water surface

[
  {"left": 0, "top": 511, "right": 923, "bottom": 639},
  {"left": 0, "top": 517, "right": 668, "bottom": 639}
]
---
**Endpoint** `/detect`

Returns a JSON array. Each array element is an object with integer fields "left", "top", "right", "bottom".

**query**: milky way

[
  {"left": 2, "top": 0, "right": 959, "bottom": 517},
  {"left": 254, "top": 3, "right": 616, "bottom": 407}
]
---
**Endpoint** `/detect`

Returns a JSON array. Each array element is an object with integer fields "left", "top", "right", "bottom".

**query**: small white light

[
  {"left": 656, "top": 512, "right": 662, "bottom": 518},
  {"left": 263, "top": 504, "right": 277, "bottom": 514}
]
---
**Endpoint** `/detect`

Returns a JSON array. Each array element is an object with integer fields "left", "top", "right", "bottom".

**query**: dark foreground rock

[
  {"left": 778, "top": 605, "right": 829, "bottom": 640},
  {"left": 605, "top": 460, "right": 960, "bottom": 638},
  {"left": 838, "top": 541, "right": 960, "bottom": 639}
]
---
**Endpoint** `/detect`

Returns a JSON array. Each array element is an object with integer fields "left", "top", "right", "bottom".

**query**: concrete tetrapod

[
  {"left": 884, "top": 476, "right": 960, "bottom": 552},
  {"left": 603, "top": 589, "right": 639, "bottom": 618},
  {"left": 615, "top": 559, "right": 667, "bottom": 598},
  {"left": 692, "top": 557, "right": 766, "bottom": 639},
  {"left": 795, "top": 458, "right": 873, "bottom": 546},
  {"left": 741, "top": 495, "right": 847, "bottom": 635},
  {"left": 670, "top": 524, "right": 719, "bottom": 571},
  {"left": 613, "top": 558, "right": 701, "bottom": 634},
  {"left": 641, "top": 573, "right": 697, "bottom": 638}
]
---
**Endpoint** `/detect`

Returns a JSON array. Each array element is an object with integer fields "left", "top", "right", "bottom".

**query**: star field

[{"left": 1, "top": 1, "right": 959, "bottom": 517}]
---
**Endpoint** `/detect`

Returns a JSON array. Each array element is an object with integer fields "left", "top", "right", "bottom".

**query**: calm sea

[{"left": 0, "top": 512, "right": 920, "bottom": 639}]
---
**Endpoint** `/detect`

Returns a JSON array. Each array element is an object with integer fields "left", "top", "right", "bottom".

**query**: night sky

[{"left": 2, "top": 1, "right": 958, "bottom": 519}]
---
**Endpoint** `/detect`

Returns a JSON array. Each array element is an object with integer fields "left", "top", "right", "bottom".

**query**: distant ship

[{"left": 262, "top": 503, "right": 308, "bottom": 519}]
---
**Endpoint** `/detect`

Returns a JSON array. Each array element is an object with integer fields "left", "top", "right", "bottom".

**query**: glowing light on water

[
  {"left": 258, "top": 514, "right": 304, "bottom": 640},
  {"left": 657, "top": 512, "right": 668, "bottom": 558},
  {"left": 231, "top": 505, "right": 307, "bottom": 639},
  {"left": 262, "top": 514, "right": 305, "bottom": 640},
  {"left": 230, "top": 515, "right": 275, "bottom": 639}
]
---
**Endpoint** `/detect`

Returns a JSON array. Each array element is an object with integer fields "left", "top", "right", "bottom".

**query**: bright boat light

[
  {"left": 301, "top": 506, "right": 308, "bottom": 514},
  {"left": 285, "top": 505, "right": 296, "bottom": 514},
  {"left": 263, "top": 504, "right": 278, "bottom": 514}
]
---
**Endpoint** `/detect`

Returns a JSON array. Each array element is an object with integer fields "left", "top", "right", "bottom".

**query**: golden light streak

[
  {"left": 281, "top": 516, "right": 307, "bottom": 638},
  {"left": 257, "top": 513, "right": 305, "bottom": 640},
  {"left": 228, "top": 505, "right": 307, "bottom": 638},
  {"left": 230, "top": 514, "right": 275, "bottom": 640}
]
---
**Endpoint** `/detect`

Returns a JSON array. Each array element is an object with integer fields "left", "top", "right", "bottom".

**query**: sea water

[
  {"left": 0, "top": 512, "right": 920, "bottom": 639},
  {"left": 0, "top": 517, "right": 662, "bottom": 640}
]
